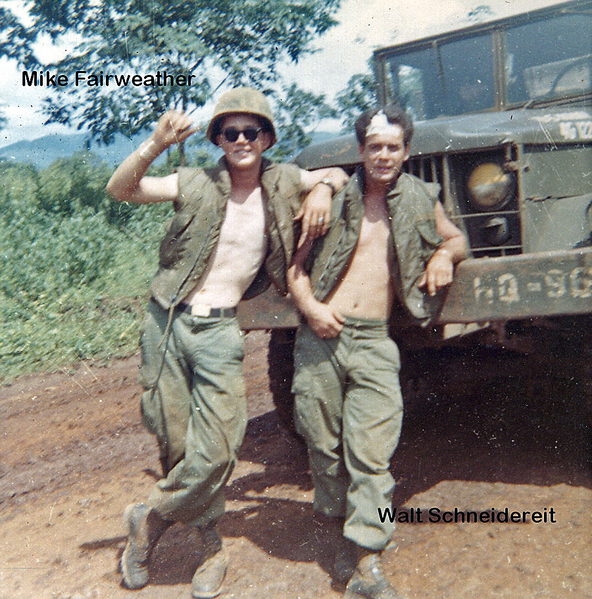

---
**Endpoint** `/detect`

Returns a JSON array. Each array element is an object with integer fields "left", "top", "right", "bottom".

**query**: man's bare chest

[
  {"left": 356, "top": 213, "right": 392, "bottom": 258},
  {"left": 217, "top": 190, "right": 267, "bottom": 253}
]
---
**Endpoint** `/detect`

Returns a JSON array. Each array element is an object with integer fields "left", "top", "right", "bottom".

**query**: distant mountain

[
  {"left": 0, "top": 132, "right": 146, "bottom": 168},
  {"left": 0, "top": 129, "right": 342, "bottom": 169}
]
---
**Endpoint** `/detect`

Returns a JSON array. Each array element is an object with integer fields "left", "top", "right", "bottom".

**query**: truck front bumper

[{"left": 437, "top": 247, "right": 592, "bottom": 323}]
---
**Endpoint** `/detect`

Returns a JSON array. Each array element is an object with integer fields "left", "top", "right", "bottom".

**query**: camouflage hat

[{"left": 207, "top": 87, "right": 276, "bottom": 146}]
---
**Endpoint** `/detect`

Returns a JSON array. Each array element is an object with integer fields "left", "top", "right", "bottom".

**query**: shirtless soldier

[
  {"left": 106, "top": 87, "right": 347, "bottom": 598},
  {"left": 287, "top": 106, "right": 467, "bottom": 599}
]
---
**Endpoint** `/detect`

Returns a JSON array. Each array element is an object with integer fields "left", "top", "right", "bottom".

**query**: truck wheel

[{"left": 268, "top": 328, "right": 298, "bottom": 435}]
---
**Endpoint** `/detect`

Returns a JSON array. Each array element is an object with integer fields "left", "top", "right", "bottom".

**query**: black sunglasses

[{"left": 221, "top": 127, "right": 262, "bottom": 142}]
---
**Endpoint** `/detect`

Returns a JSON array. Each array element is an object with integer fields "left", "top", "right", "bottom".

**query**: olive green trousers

[
  {"left": 292, "top": 318, "right": 403, "bottom": 551},
  {"left": 138, "top": 301, "right": 247, "bottom": 527}
]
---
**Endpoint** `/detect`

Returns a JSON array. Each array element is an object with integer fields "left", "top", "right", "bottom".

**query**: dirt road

[{"left": 0, "top": 331, "right": 590, "bottom": 599}]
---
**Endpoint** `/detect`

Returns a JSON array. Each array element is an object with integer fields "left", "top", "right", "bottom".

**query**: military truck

[{"left": 237, "top": 0, "right": 592, "bottom": 421}]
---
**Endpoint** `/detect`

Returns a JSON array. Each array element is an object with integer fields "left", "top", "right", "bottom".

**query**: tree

[
  {"left": 466, "top": 5, "right": 493, "bottom": 24},
  {"left": 35, "top": 151, "right": 135, "bottom": 223},
  {"left": 335, "top": 71, "right": 377, "bottom": 131},
  {"left": 270, "top": 83, "right": 337, "bottom": 160},
  {"left": 17, "top": 0, "right": 341, "bottom": 161},
  {"left": 0, "top": 5, "right": 36, "bottom": 130},
  {"left": 0, "top": 5, "right": 36, "bottom": 66}
]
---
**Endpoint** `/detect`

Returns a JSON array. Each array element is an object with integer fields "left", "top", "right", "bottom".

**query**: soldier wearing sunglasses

[{"left": 107, "top": 87, "right": 347, "bottom": 598}]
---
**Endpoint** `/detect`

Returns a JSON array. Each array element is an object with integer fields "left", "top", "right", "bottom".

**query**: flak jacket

[
  {"left": 149, "top": 157, "right": 303, "bottom": 310},
  {"left": 308, "top": 168, "right": 445, "bottom": 324}
]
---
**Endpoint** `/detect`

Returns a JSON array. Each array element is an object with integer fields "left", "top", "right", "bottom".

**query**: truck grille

[{"left": 405, "top": 153, "right": 523, "bottom": 258}]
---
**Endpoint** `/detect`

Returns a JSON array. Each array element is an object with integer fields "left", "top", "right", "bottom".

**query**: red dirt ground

[{"left": 0, "top": 331, "right": 590, "bottom": 599}]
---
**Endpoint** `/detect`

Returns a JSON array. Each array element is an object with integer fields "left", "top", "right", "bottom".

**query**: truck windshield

[
  {"left": 383, "top": 9, "right": 591, "bottom": 119},
  {"left": 506, "top": 12, "right": 591, "bottom": 105}
]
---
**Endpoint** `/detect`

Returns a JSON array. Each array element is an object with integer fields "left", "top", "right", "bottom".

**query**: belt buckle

[{"left": 190, "top": 303, "right": 211, "bottom": 317}]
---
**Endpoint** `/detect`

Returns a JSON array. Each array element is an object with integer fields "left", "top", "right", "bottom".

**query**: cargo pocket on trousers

[
  {"left": 140, "top": 387, "right": 164, "bottom": 438},
  {"left": 292, "top": 366, "right": 328, "bottom": 446}
]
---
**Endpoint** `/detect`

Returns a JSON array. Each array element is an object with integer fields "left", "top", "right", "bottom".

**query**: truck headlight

[{"left": 467, "top": 162, "right": 514, "bottom": 211}]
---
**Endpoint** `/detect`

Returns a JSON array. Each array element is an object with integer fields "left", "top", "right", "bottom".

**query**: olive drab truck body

[{"left": 237, "top": 0, "right": 592, "bottom": 419}]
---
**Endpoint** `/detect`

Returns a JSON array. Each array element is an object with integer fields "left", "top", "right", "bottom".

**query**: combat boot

[
  {"left": 344, "top": 547, "right": 406, "bottom": 599},
  {"left": 191, "top": 521, "right": 229, "bottom": 599},
  {"left": 120, "top": 503, "right": 171, "bottom": 589},
  {"left": 334, "top": 535, "right": 357, "bottom": 584}
]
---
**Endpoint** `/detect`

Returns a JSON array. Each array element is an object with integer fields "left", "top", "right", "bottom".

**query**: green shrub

[{"left": 0, "top": 156, "right": 171, "bottom": 381}]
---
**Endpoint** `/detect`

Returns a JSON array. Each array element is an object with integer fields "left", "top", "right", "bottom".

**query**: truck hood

[{"left": 295, "top": 105, "right": 592, "bottom": 169}]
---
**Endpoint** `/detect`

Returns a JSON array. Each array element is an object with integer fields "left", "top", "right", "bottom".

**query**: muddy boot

[
  {"left": 334, "top": 535, "right": 357, "bottom": 584},
  {"left": 120, "top": 503, "right": 170, "bottom": 590},
  {"left": 191, "top": 521, "right": 229, "bottom": 599},
  {"left": 344, "top": 547, "right": 405, "bottom": 599}
]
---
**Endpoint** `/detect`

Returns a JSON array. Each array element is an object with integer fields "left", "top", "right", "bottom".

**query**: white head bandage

[{"left": 366, "top": 110, "right": 401, "bottom": 137}]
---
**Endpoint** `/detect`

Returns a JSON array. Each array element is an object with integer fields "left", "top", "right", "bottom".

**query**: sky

[{"left": 0, "top": 0, "right": 561, "bottom": 148}]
